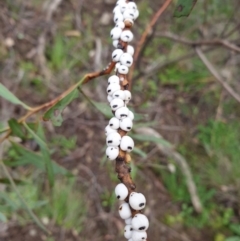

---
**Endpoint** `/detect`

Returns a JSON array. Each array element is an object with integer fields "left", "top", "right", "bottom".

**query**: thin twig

[
  {"left": 135, "top": 127, "right": 203, "bottom": 213},
  {"left": 129, "top": 0, "right": 172, "bottom": 89},
  {"left": 156, "top": 32, "right": 240, "bottom": 53},
  {"left": 195, "top": 47, "right": 240, "bottom": 104}
]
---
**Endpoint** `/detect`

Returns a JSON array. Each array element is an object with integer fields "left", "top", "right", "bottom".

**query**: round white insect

[
  {"left": 126, "top": 45, "right": 135, "bottom": 56},
  {"left": 115, "top": 106, "right": 129, "bottom": 119},
  {"left": 109, "top": 117, "right": 120, "bottom": 130},
  {"left": 119, "top": 2, "right": 128, "bottom": 13},
  {"left": 115, "top": 183, "right": 128, "bottom": 200},
  {"left": 107, "top": 83, "right": 121, "bottom": 95},
  {"left": 120, "top": 136, "right": 134, "bottom": 152},
  {"left": 128, "top": 110, "right": 135, "bottom": 121},
  {"left": 124, "top": 90, "right": 132, "bottom": 101},
  {"left": 129, "top": 192, "right": 146, "bottom": 210},
  {"left": 124, "top": 225, "right": 133, "bottom": 239},
  {"left": 121, "top": 30, "right": 134, "bottom": 42},
  {"left": 132, "top": 231, "right": 147, "bottom": 241},
  {"left": 123, "top": 9, "right": 135, "bottom": 20},
  {"left": 119, "top": 203, "right": 132, "bottom": 220},
  {"left": 120, "top": 53, "right": 133, "bottom": 67},
  {"left": 116, "top": 0, "right": 125, "bottom": 6},
  {"left": 105, "top": 125, "right": 117, "bottom": 136},
  {"left": 113, "top": 90, "right": 126, "bottom": 100},
  {"left": 106, "top": 146, "right": 119, "bottom": 160},
  {"left": 120, "top": 117, "right": 133, "bottom": 131},
  {"left": 127, "top": 2, "right": 137, "bottom": 11},
  {"left": 107, "top": 95, "right": 113, "bottom": 103},
  {"left": 125, "top": 217, "right": 132, "bottom": 225},
  {"left": 113, "top": 6, "right": 121, "bottom": 14},
  {"left": 108, "top": 75, "right": 120, "bottom": 85},
  {"left": 133, "top": 9, "right": 139, "bottom": 20},
  {"left": 131, "top": 214, "right": 149, "bottom": 231},
  {"left": 114, "top": 13, "right": 124, "bottom": 23},
  {"left": 112, "top": 40, "right": 119, "bottom": 48},
  {"left": 110, "top": 98, "right": 125, "bottom": 111},
  {"left": 116, "top": 21, "right": 125, "bottom": 29},
  {"left": 112, "top": 49, "right": 123, "bottom": 62},
  {"left": 110, "top": 27, "right": 122, "bottom": 40},
  {"left": 106, "top": 132, "right": 121, "bottom": 147},
  {"left": 118, "top": 65, "right": 129, "bottom": 74}
]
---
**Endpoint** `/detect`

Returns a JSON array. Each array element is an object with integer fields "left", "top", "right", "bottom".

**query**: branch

[
  {"left": 156, "top": 32, "right": 240, "bottom": 53},
  {"left": 195, "top": 47, "right": 240, "bottom": 104},
  {"left": 128, "top": 0, "right": 172, "bottom": 89},
  {"left": 0, "top": 62, "right": 116, "bottom": 144}
]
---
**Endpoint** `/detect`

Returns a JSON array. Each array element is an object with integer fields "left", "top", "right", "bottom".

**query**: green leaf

[
  {"left": 225, "top": 237, "right": 240, "bottom": 241},
  {"left": 93, "top": 102, "right": 113, "bottom": 118},
  {"left": 23, "top": 123, "right": 54, "bottom": 186},
  {"left": 8, "top": 142, "right": 70, "bottom": 176},
  {"left": 0, "top": 212, "right": 7, "bottom": 222},
  {"left": 174, "top": 0, "right": 197, "bottom": 17},
  {"left": 43, "top": 88, "right": 79, "bottom": 126},
  {"left": 132, "top": 147, "right": 147, "bottom": 158},
  {"left": 131, "top": 134, "right": 172, "bottom": 148},
  {"left": 0, "top": 83, "right": 31, "bottom": 110},
  {"left": 8, "top": 119, "right": 25, "bottom": 139},
  {"left": 230, "top": 224, "right": 240, "bottom": 235}
]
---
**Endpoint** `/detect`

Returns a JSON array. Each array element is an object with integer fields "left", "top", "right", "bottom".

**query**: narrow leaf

[
  {"left": 174, "top": 0, "right": 197, "bottom": 17},
  {"left": 43, "top": 88, "right": 79, "bottom": 126},
  {"left": 23, "top": 123, "right": 54, "bottom": 186},
  {"left": 131, "top": 134, "right": 172, "bottom": 148},
  {"left": 0, "top": 83, "right": 31, "bottom": 110},
  {"left": 8, "top": 119, "right": 25, "bottom": 139},
  {"left": 8, "top": 142, "right": 70, "bottom": 176}
]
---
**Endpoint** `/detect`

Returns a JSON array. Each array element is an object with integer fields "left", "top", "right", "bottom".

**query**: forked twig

[
  {"left": 195, "top": 47, "right": 240, "bottom": 104},
  {"left": 128, "top": 0, "right": 172, "bottom": 89}
]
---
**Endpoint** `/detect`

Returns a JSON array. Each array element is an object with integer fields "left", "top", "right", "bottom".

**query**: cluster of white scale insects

[{"left": 104, "top": 1, "right": 149, "bottom": 240}]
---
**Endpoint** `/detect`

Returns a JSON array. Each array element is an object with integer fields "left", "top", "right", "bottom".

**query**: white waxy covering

[
  {"left": 114, "top": 13, "right": 124, "bottom": 23},
  {"left": 133, "top": 9, "right": 139, "bottom": 20},
  {"left": 112, "top": 90, "right": 126, "bottom": 100},
  {"left": 124, "top": 90, "right": 132, "bottom": 101},
  {"left": 118, "top": 65, "right": 129, "bottom": 74},
  {"left": 132, "top": 231, "right": 147, "bottom": 241},
  {"left": 115, "top": 183, "right": 128, "bottom": 200},
  {"left": 120, "top": 135, "right": 134, "bottom": 152},
  {"left": 131, "top": 214, "right": 149, "bottom": 231},
  {"left": 108, "top": 75, "right": 120, "bottom": 85},
  {"left": 106, "top": 132, "right": 121, "bottom": 147},
  {"left": 112, "top": 40, "right": 119, "bottom": 48},
  {"left": 120, "top": 117, "right": 133, "bottom": 131},
  {"left": 106, "top": 146, "right": 119, "bottom": 160},
  {"left": 110, "top": 27, "right": 122, "bottom": 40},
  {"left": 123, "top": 9, "right": 135, "bottom": 20},
  {"left": 109, "top": 117, "right": 120, "bottom": 130},
  {"left": 127, "top": 2, "right": 137, "bottom": 11},
  {"left": 110, "top": 98, "right": 125, "bottom": 111},
  {"left": 112, "top": 49, "right": 124, "bottom": 62},
  {"left": 119, "top": 2, "right": 128, "bottom": 13},
  {"left": 107, "top": 95, "right": 113, "bottom": 103},
  {"left": 115, "top": 107, "right": 129, "bottom": 119},
  {"left": 125, "top": 217, "right": 132, "bottom": 225},
  {"left": 126, "top": 45, "right": 134, "bottom": 56},
  {"left": 121, "top": 30, "right": 134, "bottom": 42},
  {"left": 113, "top": 5, "right": 121, "bottom": 14},
  {"left": 128, "top": 110, "right": 134, "bottom": 120},
  {"left": 116, "top": 21, "right": 125, "bottom": 29},
  {"left": 107, "top": 83, "right": 121, "bottom": 95},
  {"left": 124, "top": 225, "right": 133, "bottom": 239},
  {"left": 120, "top": 53, "right": 133, "bottom": 67},
  {"left": 105, "top": 125, "right": 117, "bottom": 136},
  {"left": 129, "top": 192, "right": 146, "bottom": 210},
  {"left": 119, "top": 203, "right": 132, "bottom": 219}
]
